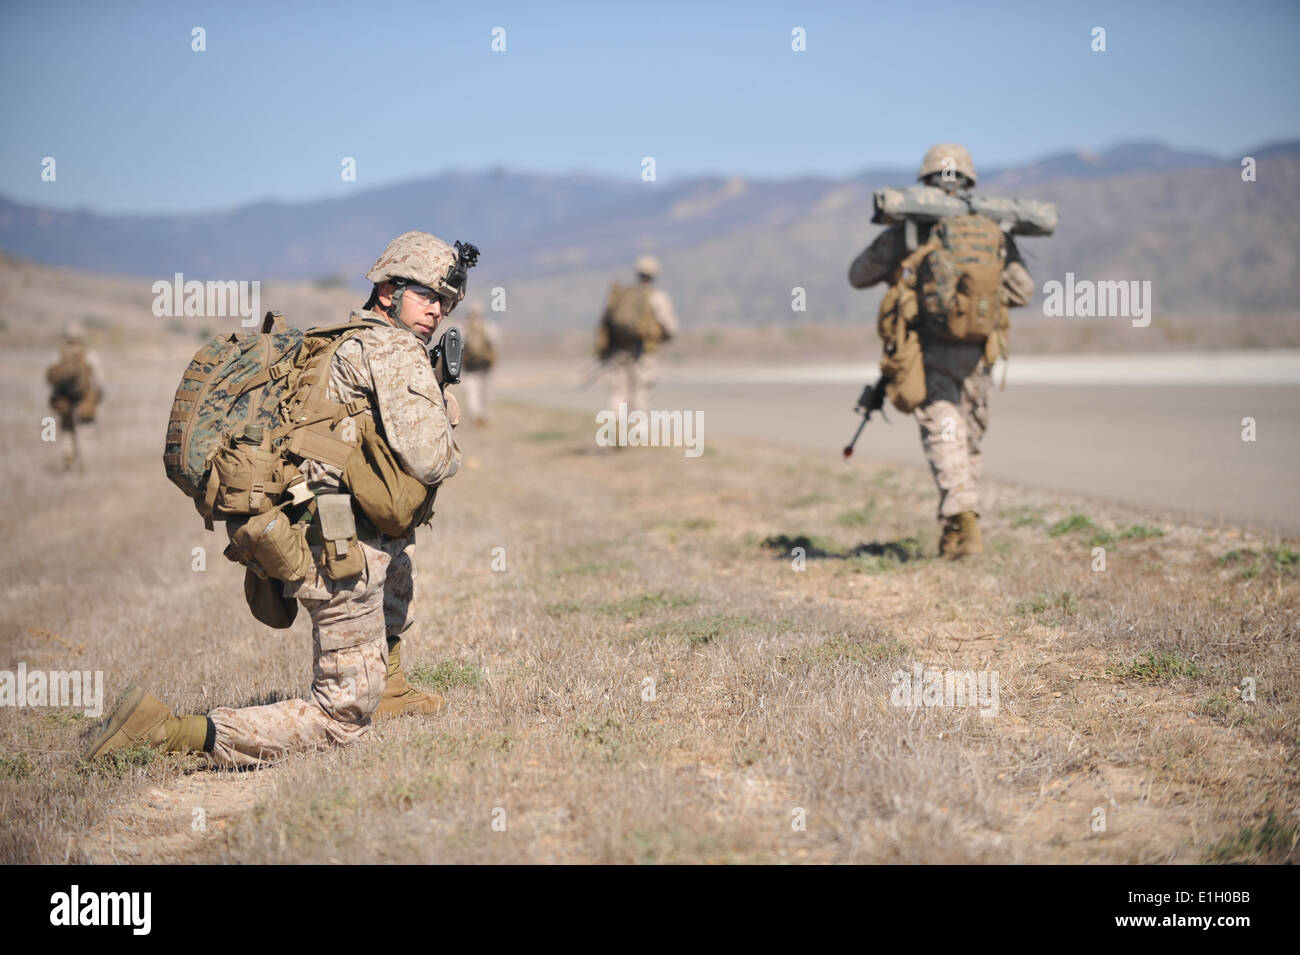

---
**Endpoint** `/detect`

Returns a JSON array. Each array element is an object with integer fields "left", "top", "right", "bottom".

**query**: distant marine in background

[
  {"left": 848, "top": 143, "right": 1054, "bottom": 558},
  {"left": 594, "top": 255, "right": 680, "bottom": 428},
  {"left": 457, "top": 301, "right": 501, "bottom": 426},
  {"left": 45, "top": 323, "right": 104, "bottom": 472}
]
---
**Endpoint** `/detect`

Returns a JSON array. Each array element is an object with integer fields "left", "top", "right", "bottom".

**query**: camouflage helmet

[
  {"left": 635, "top": 254, "right": 660, "bottom": 279},
  {"left": 366, "top": 231, "right": 464, "bottom": 305},
  {"left": 918, "top": 143, "right": 977, "bottom": 186}
]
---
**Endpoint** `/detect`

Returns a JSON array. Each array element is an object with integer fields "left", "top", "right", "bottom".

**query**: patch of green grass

[
  {"left": 408, "top": 660, "right": 484, "bottom": 692},
  {"left": 836, "top": 502, "right": 878, "bottom": 527},
  {"left": 640, "top": 613, "right": 762, "bottom": 646},
  {"left": 1217, "top": 546, "right": 1297, "bottom": 579},
  {"left": 87, "top": 742, "right": 156, "bottom": 778},
  {"left": 1206, "top": 810, "right": 1298, "bottom": 863},
  {"left": 1120, "top": 525, "right": 1165, "bottom": 541},
  {"left": 594, "top": 592, "right": 699, "bottom": 619},
  {"left": 1000, "top": 506, "right": 1045, "bottom": 528},
  {"left": 1199, "top": 692, "right": 1234, "bottom": 719},
  {"left": 0, "top": 754, "right": 35, "bottom": 780},
  {"left": 790, "top": 492, "right": 828, "bottom": 508},
  {"left": 1014, "top": 590, "right": 1079, "bottom": 617},
  {"left": 521, "top": 429, "right": 571, "bottom": 443},
  {"left": 677, "top": 517, "right": 716, "bottom": 531},
  {"left": 554, "top": 560, "right": 635, "bottom": 577},
  {"left": 42, "top": 712, "right": 85, "bottom": 726},
  {"left": 1086, "top": 531, "right": 1115, "bottom": 548},
  {"left": 544, "top": 600, "right": 585, "bottom": 616},
  {"left": 782, "top": 636, "right": 908, "bottom": 671},
  {"left": 1108, "top": 651, "right": 1205, "bottom": 684},
  {"left": 1048, "top": 514, "right": 1095, "bottom": 537}
]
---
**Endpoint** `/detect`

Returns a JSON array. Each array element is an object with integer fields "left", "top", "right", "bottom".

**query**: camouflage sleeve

[
  {"left": 649, "top": 289, "right": 679, "bottom": 339},
  {"left": 848, "top": 226, "right": 904, "bottom": 288},
  {"left": 1002, "top": 236, "right": 1034, "bottom": 307},
  {"left": 355, "top": 328, "right": 461, "bottom": 486}
]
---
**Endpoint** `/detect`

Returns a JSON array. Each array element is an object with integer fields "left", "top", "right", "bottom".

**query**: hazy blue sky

[{"left": 2, "top": 0, "right": 1297, "bottom": 213}]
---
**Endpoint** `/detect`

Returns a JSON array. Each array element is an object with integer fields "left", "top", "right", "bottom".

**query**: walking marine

[
  {"left": 595, "top": 254, "right": 680, "bottom": 420},
  {"left": 849, "top": 143, "right": 1038, "bottom": 558},
  {"left": 86, "top": 231, "right": 474, "bottom": 768}
]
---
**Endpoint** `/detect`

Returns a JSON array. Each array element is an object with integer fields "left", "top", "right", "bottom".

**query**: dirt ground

[{"left": 0, "top": 350, "right": 1296, "bottom": 864}]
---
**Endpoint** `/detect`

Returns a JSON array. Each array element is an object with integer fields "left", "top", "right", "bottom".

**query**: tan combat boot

[
  {"left": 374, "top": 638, "right": 446, "bottom": 720},
  {"left": 83, "top": 684, "right": 211, "bottom": 760},
  {"left": 939, "top": 515, "right": 964, "bottom": 559},
  {"left": 958, "top": 510, "right": 984, "bottom": 556}
]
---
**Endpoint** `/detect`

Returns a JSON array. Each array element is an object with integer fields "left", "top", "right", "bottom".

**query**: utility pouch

[
  {"left": 342, "top": 418, "right": 435, "bottom": 538},
  {"left": 208, "top": 429, "right": 301, "bottom": 518},
  {"left": 316, "top": 493, "right": 364, "bottom": 580},
  {"left": 243, "top": 567, "right": 298, "bottom": 629},
  {"left": 224, "top": 502, "right": 312, "bottom": 582}
]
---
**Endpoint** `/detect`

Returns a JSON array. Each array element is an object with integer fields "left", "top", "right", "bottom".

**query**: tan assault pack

[
  {"left": 461, "top": 320, "right": 496, "bottom": 372},
  {"left": 47, "top": 345, "right": 99, "bottom": 422},
  {"left": 601, "top": 283, "right": 663, "bottom": 353},
  {"left": 917, "top": 213, "right": 1006, "bottom": 346}
]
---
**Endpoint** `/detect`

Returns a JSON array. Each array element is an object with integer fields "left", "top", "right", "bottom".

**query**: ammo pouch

[
  {"left": 312, "top": 493, "right": 364, "bottom": 580},
  {"left": 881, "top": 328, "right": 926, "bottom": 414},
  {"left": 877, "top": 265, "right": 927, "bottom": 414},
  {"left": 205, "top": 430, "right": 304, "bottom": 520},
  {"left": 342, "top": 417, "right": 436, "bottom": 538},
  {"left": 224, "top": 502, "right": 313, "bottom": 583}
]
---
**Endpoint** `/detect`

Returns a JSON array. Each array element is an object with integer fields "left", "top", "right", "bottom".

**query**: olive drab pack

[
  {"left": 916, "top": 213, "right": 1006, "bottom": 344},
  {"left": 602, "top": 282, "right": 662, "bottom": 353},
  {"left": 461, "top": 321, "right": 496, "bottom": 372}
]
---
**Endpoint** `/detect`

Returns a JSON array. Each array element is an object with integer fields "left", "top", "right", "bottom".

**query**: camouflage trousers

[
  {"left": 460, "top": 370, "right": 492, "bottom": 422},
  {"left": 207, "top": 533, "right": 417, "bottom": 769},
  {"left": 605, "top": 351, "right": 658, "bottom": 414},
  {"left": 913, "top": 340, "right": 993, "bottom": 520}
]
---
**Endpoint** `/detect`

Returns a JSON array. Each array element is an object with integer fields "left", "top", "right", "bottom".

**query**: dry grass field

[{"left": 0, "top": 345, "right": 1296, "bottom": 864}]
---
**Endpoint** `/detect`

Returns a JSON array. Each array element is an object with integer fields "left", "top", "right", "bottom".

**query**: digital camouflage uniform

[
  {"left": 208, "top": 312, "right": 460, "bottom": 768},
  {"left": 850, "top": 221, "right": 1033, "bottom": 521}
]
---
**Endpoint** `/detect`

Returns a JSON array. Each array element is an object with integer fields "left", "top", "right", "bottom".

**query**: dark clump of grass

[
  {"left": 641, "top": 613, "right": 762, "bottom": 646},
  {"left": 781, "top": 636, "right": 908, "bottom": 671},
  {"left": 1217, "top": 547, "right": 1298, "bottom": 579},
  {"left": 1108, "top": 651, "right": 1204, "bottom": 684},
  {"left": 836, "top": 503, "right": 877, "bottom": 527},
  {"left": 0, "top": 754, "right": 35, "bottom": 780},
  {"left": 1206, "top": 810, "right": 1298, "bottom": 863},
  {"left": 409, "top": 661, "right": 484, "bottom": 692},
  {"left": 1014, "top": 590, "right": 1079, "bottom": 617},
  {"left": 84, "top": 742, "right": 156, "bottom": 779},
  {"left": 1120, "top": 525, "right": 1165, "bottom": 541},
  {"left": 1048, "top": 514, "right": 1094, "bottom": 537},
  {"left": 594, "top": 592, "right": 698, "bottom": 619}
]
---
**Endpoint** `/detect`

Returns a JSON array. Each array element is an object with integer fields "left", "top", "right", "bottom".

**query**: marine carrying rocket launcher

[{"left": 872, "top": 184, "right": 1058, "bottom": 248}]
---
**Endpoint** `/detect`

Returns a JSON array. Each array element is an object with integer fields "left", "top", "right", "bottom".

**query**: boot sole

[{"left": 82, "top": 683, "right": 147, "bottom": 760}]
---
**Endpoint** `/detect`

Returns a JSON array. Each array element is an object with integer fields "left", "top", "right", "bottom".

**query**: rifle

[{"left": 842, "top": 374, "right": 890, "bottom": 459}]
